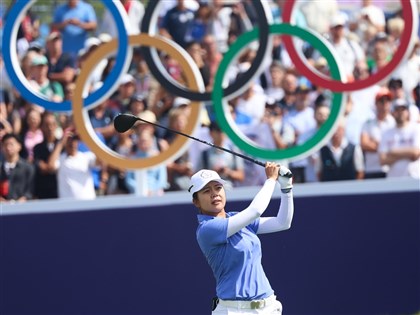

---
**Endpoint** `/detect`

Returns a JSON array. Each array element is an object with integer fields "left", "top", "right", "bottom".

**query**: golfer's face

[{"left": 196, "top": 181, "right": 226, "bottom": 215}]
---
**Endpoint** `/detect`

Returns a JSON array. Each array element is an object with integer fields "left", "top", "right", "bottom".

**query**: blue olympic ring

[{"left": 2, "top": 0, "right": 131, "bottom": 112}]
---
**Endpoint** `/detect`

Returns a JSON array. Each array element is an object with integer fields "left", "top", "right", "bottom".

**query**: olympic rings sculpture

[{"left": 2, "top": 0, "right": 419, "bottom": 170}]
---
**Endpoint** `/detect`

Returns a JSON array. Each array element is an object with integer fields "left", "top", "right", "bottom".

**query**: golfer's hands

[
  {"left": 265, "top": 162, "right": 280, "bottom": 181},
  {"left": 278, "top": 165, "right": 293, "bottom": 191}
]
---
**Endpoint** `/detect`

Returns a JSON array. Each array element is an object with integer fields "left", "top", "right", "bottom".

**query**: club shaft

[{"left": 135, "top": 117, "right": 266, "bottom": 167}]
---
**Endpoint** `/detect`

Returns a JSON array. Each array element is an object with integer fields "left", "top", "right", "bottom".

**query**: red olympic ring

[{"left": 282, "top": 0, "right": 417, "bottom": 92}]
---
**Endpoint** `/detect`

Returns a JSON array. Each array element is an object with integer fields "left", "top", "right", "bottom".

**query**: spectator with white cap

[
  {"left": 109, "top": 73, "right": 137, "bottom": 112},
  {"left": 51, "top": 0, "right": 97, "bottom": 59},
  {"left": 388, "top": 78, "right": 420, "bottom": 124},
  {"left": 326, "top": 12, "right": 365, "bottom": 81},
  {"left": 379, "top": 99, "right": 420, "bottom": 179},
  {"left": 78, "top": 36, "right": 107, "bottom": 94}
]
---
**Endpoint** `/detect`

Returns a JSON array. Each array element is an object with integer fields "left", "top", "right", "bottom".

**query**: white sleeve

[
  {"left": 354, "top": 145, "right": 365, "bottom": 172},
  {"left": 226, "top": 179, "right": 276, "bottom": 238},
  {"left": 257, "top": 191, "right": 294, "bottom": 234}
]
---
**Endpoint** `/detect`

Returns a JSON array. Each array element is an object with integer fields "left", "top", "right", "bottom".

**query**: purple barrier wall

[{"left": 1, "top": 191, "right": 419, "bottom": 315}]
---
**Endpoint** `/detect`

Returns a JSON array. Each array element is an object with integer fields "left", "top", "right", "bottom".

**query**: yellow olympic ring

[{"left": 72, "top": 34, "right": 202, "bottom": 170}]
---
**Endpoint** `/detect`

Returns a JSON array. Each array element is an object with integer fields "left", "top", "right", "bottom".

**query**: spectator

[
  {"left": 316, "top": 119, "right": 365, "bottom": 181},
  {"left": 22, "top": 108, "right": 43, "bottom": 163},
  {"left": 237, "top": 101, "right": 295, "bottom": 187},
  {"left": 0, "top": 101, "right": 13, "bottom": 141},
  {"left": 327, "top": 12, "right": 365, "bottom": 80},
  {"left": 45, "top": 31, "right": 76, "bottom": 90},
  {"left": 129, "top": 50, "right": 159, "bottom": 106},
  {"left": 284, "top": 82, "right": 316, "bottom": 145},
  {"left": 107, "top": 128, "right": 134, "bottom": 195},
  {"left": 20, "top": 50, "right": 39, "bottom": 81},
  {"left": 392, "top": 39, "right": 420, "bottom": 104},
  {"left": 47, "top": 127, "right": 97, "bottom": 200},
  {"left": 29, "top": 54, "right": 64, "bottom": 102},
  {"left": 184, "top": 3, "right": 213, "bottom": 44},
  {"left": 125, "top": 130, "right": 168, "bottom": 196},
  {"left": 379, "top": 99, "right": 420, "bottom": 179},
  {"left": 289, "top": 100, "right": 331, "bottom": 183},
  {"left": 201, "top": 34, "right": 223, "bottom": 88},
  {"left": 360, "top": 88, "right": 396, "bottom": 179},
  {"left": 185, "top": 41, "right": 211, "bottom": 91},
  {"left": 388, "top": 78, "right": 420, "bottom": 123},
  {"left": 260, "top": 101, "right": 295, "bottom": 150},
  {"left": 205, "top": 0, "right": 234, "bottom": 54},
  {"left": 134, "top": 109, "right": 168, "bottom": 153},
  {"left": 88, "top": 83, "right": 118, "bottom": 148},
  {"left": 346, "top": 60, "right": 379, "bottom": 144},
  {"left": 0, "top": 133, "right": 34, "bottom": 202},
  {"left": 387, "top": 17, "right": 405, "bottom": 53},
  {"left": 359, "top": 0, "right": 386, "bottom": 32},
  {"left": 110, "top": 73, "right": 137, "bottom": 112},
  {"left": 128, "top": 93, "right": 147, "bottom": 117},
  {"left": 33, "top": 112, "right": 60, "bottom": 199},
  {"left": 300, "top": 0, "right": 338, "bottom": 35},
  {"left": 78, "top": 36, "right": 108, "bottom": 94},
  {"left": 100, "top": 0, "right": 144, "bottom": 37},
  {"left": 195, "top": 121, "right": 245, "bottom": 187},
  {"left": 276, "top": 72, "right": 297, "bottom": 115},
  {"left": 51, "top": 0, "right": 97, "bottom": 59},
  {"left": 159, "top": 0, "right": 195, "bottom": 48},
  {"left": 228, "top": 1, "right": 254, "bottom": 37},
  {"left": 235, "top": 79, "right": 267, "bottom": 124},
  {"left": 367, "top": 35, "right": 392, "bottom": 74},
  {"left": 264, "top": 62, "right": 286, "bottom": 103},
  {"left": 165, "top": 107, "right": 193, "bottom": 191},
  {"left": 4, "top": 2, "right": 40, "bottom": 59}
]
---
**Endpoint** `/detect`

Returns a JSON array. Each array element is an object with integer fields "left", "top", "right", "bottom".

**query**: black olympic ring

[{"left": 140, "top": 0, "right": 273, "bottom": 101}]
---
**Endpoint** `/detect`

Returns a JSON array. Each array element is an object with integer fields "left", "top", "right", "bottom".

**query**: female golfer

[{"left": 189, "top": 162, "right": 294, "bottom": 314}]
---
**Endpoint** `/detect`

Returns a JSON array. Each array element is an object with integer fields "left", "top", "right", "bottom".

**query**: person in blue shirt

[
  {"left": 189, "top": 162, "right": 294, "bottom": 314},
  {"left": 51, "top": 0, "right": 97, "bottom": 59}
]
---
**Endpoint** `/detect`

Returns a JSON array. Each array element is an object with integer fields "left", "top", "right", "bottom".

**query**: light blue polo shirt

[
  {"left": 53, "top": 1, "right": 97, "bottom": 57},
  {"left": 197, "top": 212, "right": 274, "bottom": 300}
]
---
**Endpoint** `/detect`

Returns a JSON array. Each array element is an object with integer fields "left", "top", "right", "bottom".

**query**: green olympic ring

[{"left": 212, "top": 23, "right": 345, "bottom": 161}]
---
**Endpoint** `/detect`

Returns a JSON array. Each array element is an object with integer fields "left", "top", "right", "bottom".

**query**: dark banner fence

[{"left": 1, "top": 190, "right": 419, "bottom": 315}]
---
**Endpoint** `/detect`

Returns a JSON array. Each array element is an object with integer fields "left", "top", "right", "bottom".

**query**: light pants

[{"left": 212, "top": 295, "right": 282, "bottom": 314}]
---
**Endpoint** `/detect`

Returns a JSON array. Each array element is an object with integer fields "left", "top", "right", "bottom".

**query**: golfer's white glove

[{"left": 278, "top": 165, "right": 293, "bottom": 192}]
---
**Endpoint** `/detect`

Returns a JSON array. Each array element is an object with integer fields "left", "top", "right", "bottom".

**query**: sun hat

[
  {"left": 173, "top": 97, "right": 191, "bottom": 108},
  {"left": 188, "top": 169, "right": 226, "bottom": 195}
]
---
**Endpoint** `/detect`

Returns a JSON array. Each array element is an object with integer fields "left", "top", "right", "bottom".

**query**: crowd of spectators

[{"left": 1, "top": 0, "right": 419, "bottom": 202}]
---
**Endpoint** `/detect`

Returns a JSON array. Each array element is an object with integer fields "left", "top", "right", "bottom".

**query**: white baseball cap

[
  {"left": 188, "top": 169, "right": 226, "bottom": 195},
  {"left": 173, "top": 97, "right": 191, "bottom": 108}
]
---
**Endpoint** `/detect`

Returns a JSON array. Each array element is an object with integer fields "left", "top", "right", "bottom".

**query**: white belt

[{"left": 219, "top": 295, "right": 276, "bottom": 310}]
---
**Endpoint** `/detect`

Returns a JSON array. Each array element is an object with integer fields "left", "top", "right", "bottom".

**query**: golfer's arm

[
  {"left": 257, "top": 191, "right": 294, "bottom": 234},
  {"left": 227, "top": 179, "right": 276, "bottom": 237}
]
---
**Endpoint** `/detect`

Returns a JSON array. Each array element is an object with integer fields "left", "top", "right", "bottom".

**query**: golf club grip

[{"left": 199, "top": 142, "right": 293, "bottom": 178}]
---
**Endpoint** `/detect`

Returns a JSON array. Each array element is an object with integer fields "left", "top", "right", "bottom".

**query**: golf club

[{"left": 113, "top": 113, "right": 292, "bottom": 178}]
